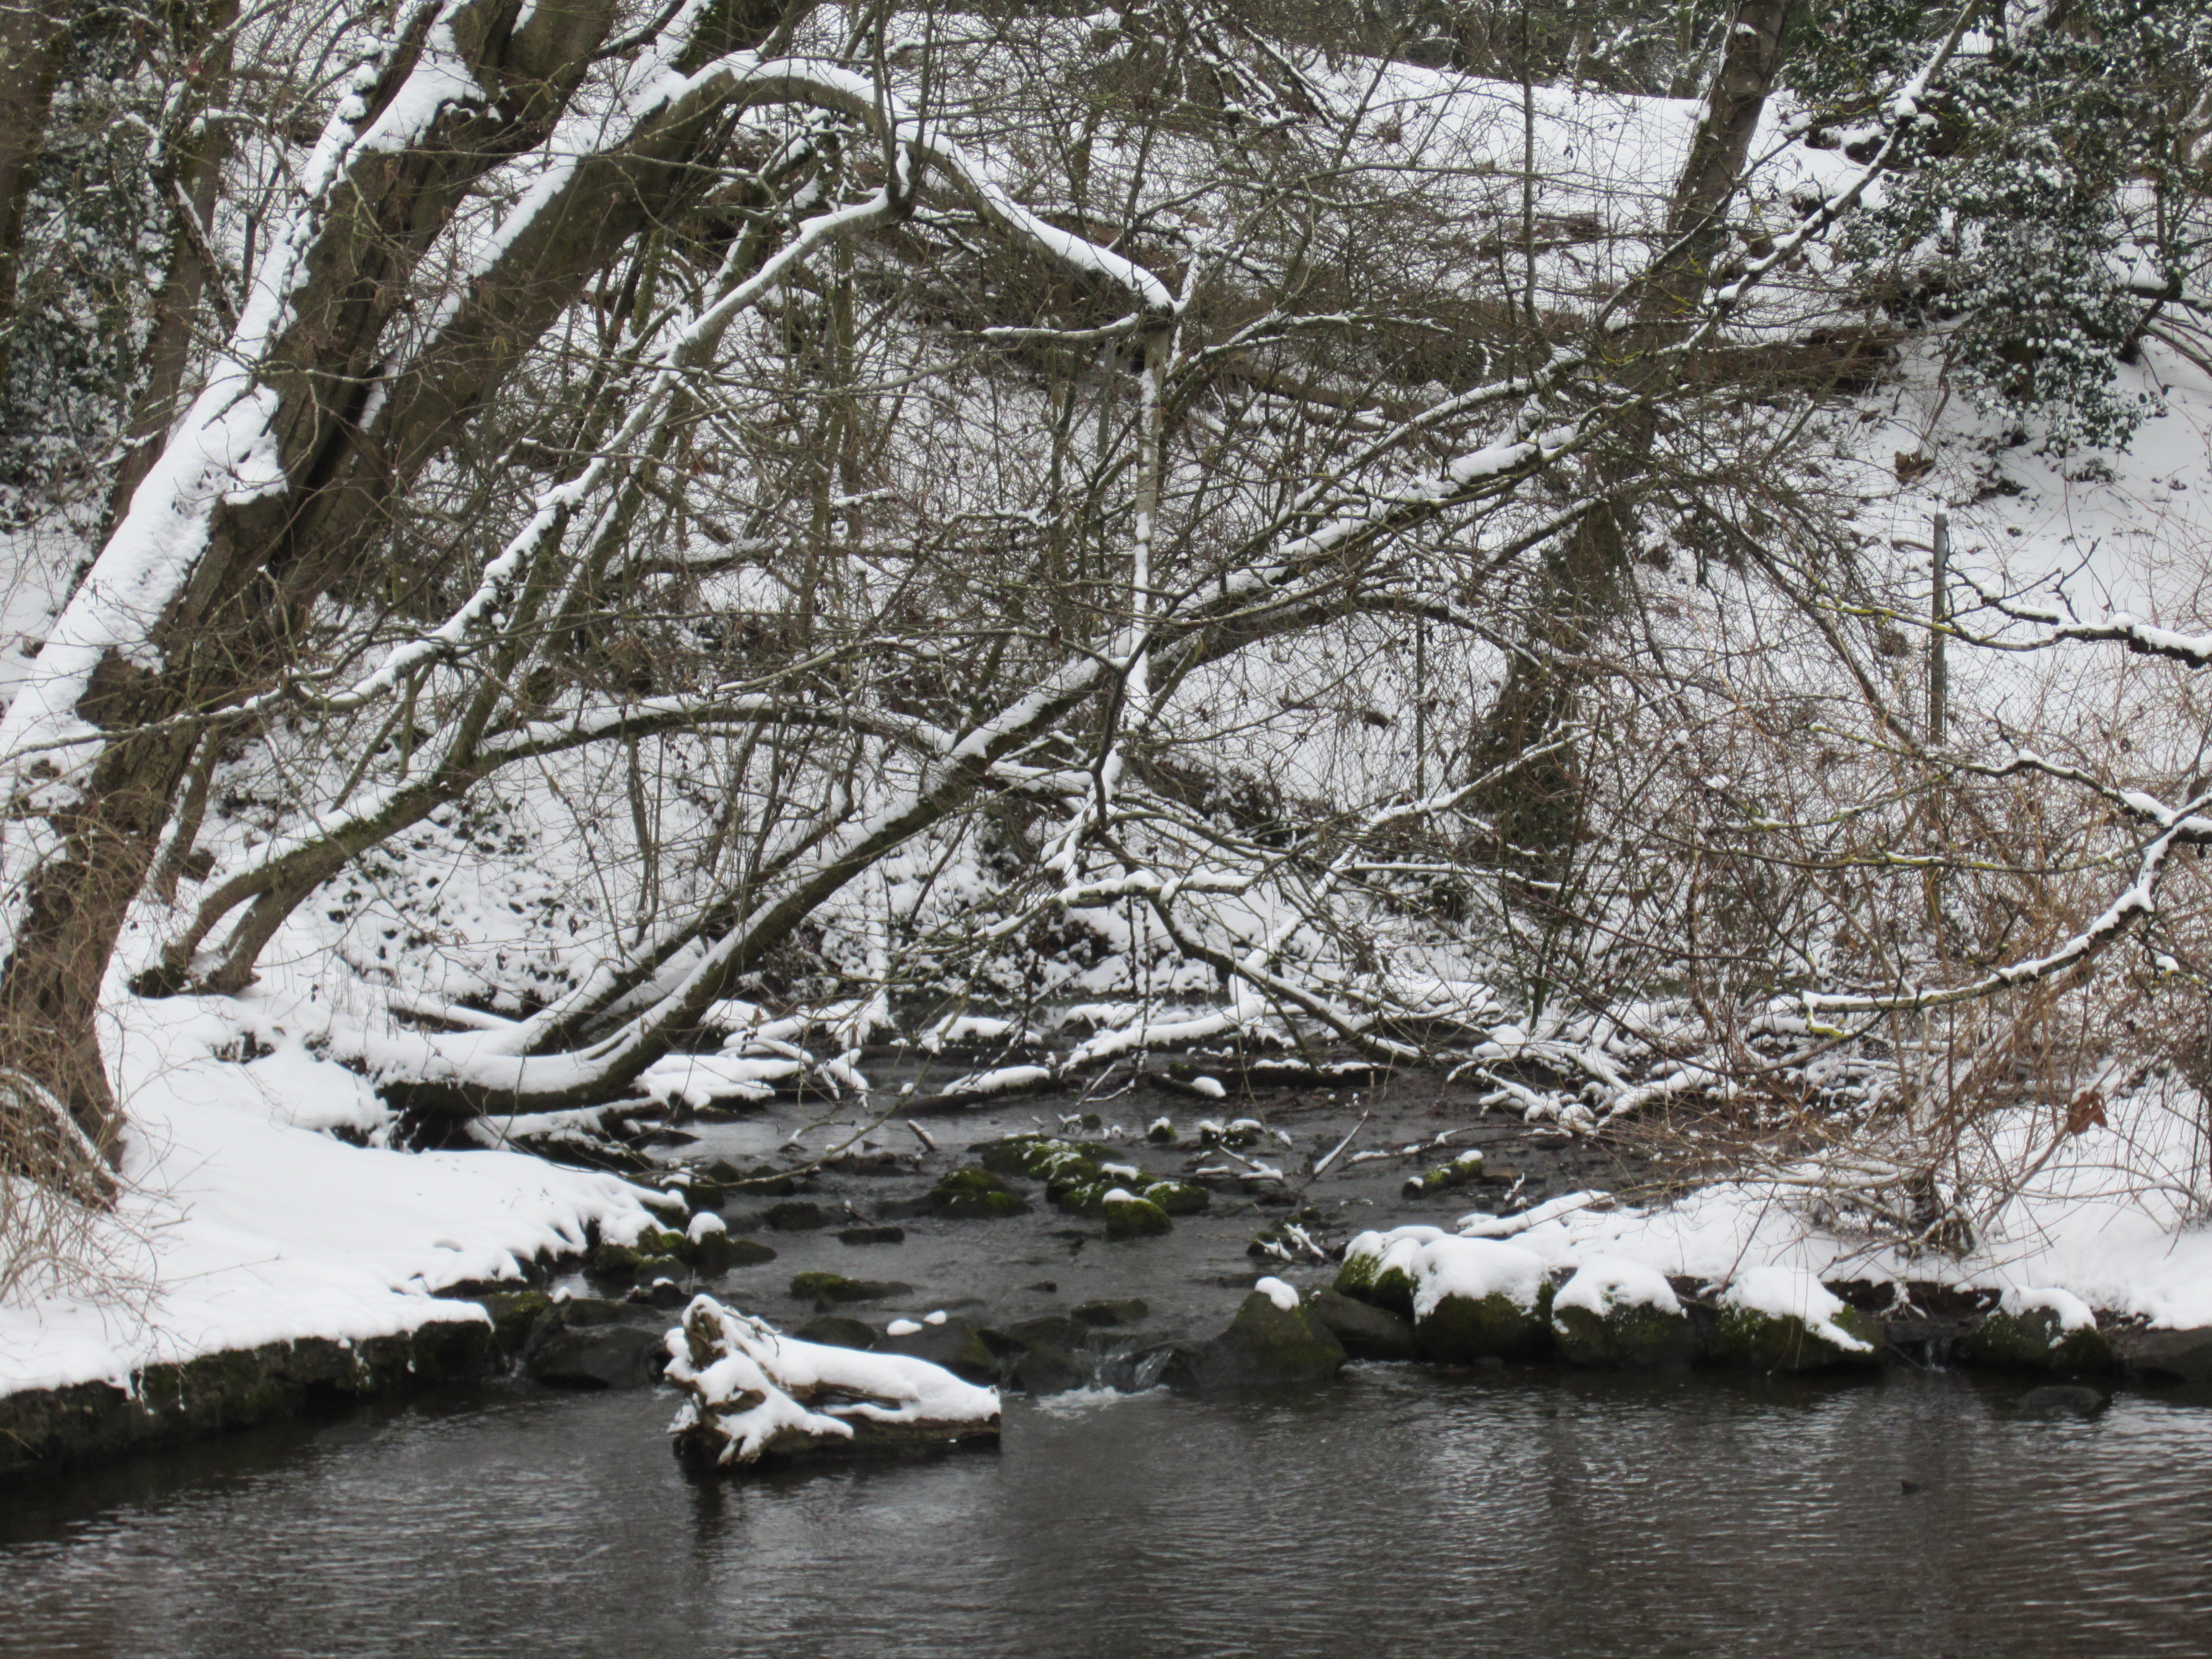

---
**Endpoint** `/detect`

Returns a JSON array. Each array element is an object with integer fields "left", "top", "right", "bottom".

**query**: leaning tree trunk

[
  {"left": 0, "top": 0, "right": 66, "bottom": 398},
  {"left": 0, "top": 0, "right": 813, "bottom": 1186},
  {"left": 1469, "top": 0, "right": 1791, "bottom": 877}
]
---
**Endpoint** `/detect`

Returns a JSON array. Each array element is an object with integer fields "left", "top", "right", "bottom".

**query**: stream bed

[{"left": 6, "top": 1363, "right": 2212, "bottom": 1657}]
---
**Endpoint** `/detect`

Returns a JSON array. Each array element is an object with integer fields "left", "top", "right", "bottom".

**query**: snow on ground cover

[
  {"left": 1447, "top": 1086, "right": 2212, "bottom": 1329},
  {"left": 0, "top": 991, "right": 665, "bottom": 1398}
]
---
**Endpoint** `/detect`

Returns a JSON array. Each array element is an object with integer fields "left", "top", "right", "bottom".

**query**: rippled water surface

[{"left": 6, "top": 1367, "right": 2211, "bottom": 1658}]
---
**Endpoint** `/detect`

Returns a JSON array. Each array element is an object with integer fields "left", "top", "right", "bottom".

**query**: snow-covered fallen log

[{"left": 665, "top": 1297, "right": 999, "bottom": 1473}]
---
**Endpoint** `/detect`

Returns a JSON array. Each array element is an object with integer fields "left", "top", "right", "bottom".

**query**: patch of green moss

[
  {"left": 1415, "top": 1290, "right": 1553, "bottom": 1364},
  {"left": 1964, "top": 1307, "right": 2114, "bottom": 1375},
  {"left": 1551, "top": 1301, "right": 1703, "bottom": 1369},
  {"left": 1709, "top": 1305, "right": 1885, "bottom": 1373},
  {"left": 1103, "top": 1194, "right": 1173, "bottom": 1239},
  {"left": 1143, "top": 1179, "right": 1209, "bottom": 1215},
  {"left": 790, "top": 1272, "right": 914, "bottom": 1306},
  {"left": 928, "top": 1165, "right": 1031, "bottom": 1219}
]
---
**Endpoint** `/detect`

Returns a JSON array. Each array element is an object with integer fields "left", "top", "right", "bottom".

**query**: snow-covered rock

[
  {"left": 1550, "top": 1255, "right": 1701, "bottom": 1369},
  {"left": 1963, "top": 1286, "right": 2113, "bottom": 1375},
  {"left": 1712, "top": 1267, "right": 1882, "bottom": 1374}
]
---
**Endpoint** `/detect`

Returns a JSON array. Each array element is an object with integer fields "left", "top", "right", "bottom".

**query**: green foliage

[
  {"left": 0, "top": 9, "right": 168, "bottom": 485},
  {"left": 1792, "top": 0, "right": 2208, "bottom": 451}
]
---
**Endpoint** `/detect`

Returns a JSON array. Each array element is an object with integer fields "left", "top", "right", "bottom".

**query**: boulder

[
  {"left": 626, "top": 1277, "right": 691, "bottom": 1310},
  {"left": 926, "top": 1166, "right": 1030, "bottom": 1219},
  {"left": 667, "top": 1298, "right": 1000, "bottom": 1472},
  {"left": 1073, "top": 1298, "right": 1150, "bottom": 1328},
  {"left": 1164, "top": 1281, "right": 1346, "bottom": 1389},
  {"left": 1305, "top": 1286, "right": 1417, "bottom": 1360},
  {"left": 974, "top": 1316, "right": 1095, "bottom": 1395},
  {"left": 838, "top": 1226, "right": 905, "bottom": 1246},
  {"left": 525, "top": 1322, "right": 668, "bottom": 1389},
  {"left": 790, "top": 1272, "right": 913, "bottom": 1307},
  {"left": 1709, "top": 1267, "right": 1884, "bottom": 1374},
  {"left": 877, "top": 1318, "right": 998, "bottom": 1384},
  {"left": 1961, "top": 1289, "right": 2114, "bottom": 1375},
  {"left": 975, "top": 1134, "right": 1117, "bottom": 1190},
  {"left": 1386, "top": 1235, "right": 1552, "bottom": 1364},
  {"left": 721, "top": 1235, "right": 778, "bottom": 1266},
  {"left": 1550, "top": 1257, "right": 1703, "bottom": 1369},
  {"left": 794, "top": 1315, "right": 879, "bottom": 1350},
  {"left": 471, "top": 1290, "right": 551, "bottom": 1356},
  {"left": 2115, "top": 1324, "right": 2212, "bottom": 1384},
  {"left": 1102, "top": 1189, "right": 1173, "bottom": 1239},
  {"left": 587, "top": 1224, "right": 693, "bottom": 1284},
  {"left": 2015, "top": 1384, "right": 2108, "bottom": 1417},
  {"left": 764, "top": 1201, "right": 833, "bottom": 1231},
  {"left": 1333, "top": 1227, "right": 1448, "bottom": 1319},
  {"left": 1140, "top": 1179, "right": 1209, "bottom": 1216}
]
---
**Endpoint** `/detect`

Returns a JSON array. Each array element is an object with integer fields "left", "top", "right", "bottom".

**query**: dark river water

[{"left": 5, "top": 1366, "right": 2212, "bottom": 1658}]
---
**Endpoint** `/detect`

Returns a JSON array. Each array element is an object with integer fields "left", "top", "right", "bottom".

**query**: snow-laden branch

[{"left": 1801, "top": 786, "right": 2212, "bottom": 1022}]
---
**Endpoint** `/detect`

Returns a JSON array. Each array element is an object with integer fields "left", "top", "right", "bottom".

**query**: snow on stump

[
  {"left": 926, "top": 1166, "right": 1030, "bottom": 1219},
  {"left": 1963, "top": 1287, "right": 2113, "bottom": 1376},
  {"left": 1102, "top": 1188, "right": 1173, "bottom": 1239},
  {"left": 666, "top": 1297, "right": 999, "bottom": 1474},
  {"left": 1406, "top": 1236, "right": 1553, "bottom": 1363},
  {"left": 1333, "top": 1226, "right": 1449, "bottom": 1319},
  {"left": 1550, "top": 1256, "right": 1703, "bottom": 1369},
  {"left": 1710, "top": 1267, "right": 1883, "bottom": 1374},
  {"left": 1164, "top": 1278, "right": 1347, "bottom": 1389}
]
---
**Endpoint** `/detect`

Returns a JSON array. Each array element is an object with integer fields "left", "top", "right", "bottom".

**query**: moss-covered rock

[
  {"left": 974, "top": 1134, "right": 1117, "bottom": 1187},
  {"left": 1549, "top": 1259, "right": 1704, "bottom": 1369},
  {"left": 1196, "top": 1118, "right": 1265, "bottom": 1149},
  {"left": 794, "top": 1314, "right": 878, "bottom": 1349},
  {"left": 1146, "top": 1118, "right": 1178, "bottom": 1144},
  {"left": 587, "top": 1226, "right": 693, "bottom": 1284},
  {"left": 1074, "top": 1298, "right": 1150, "bottom": 1327},
  {"left": 722, "top": 1235, "right": 778, "bottom": 1266},
  {"left": 763, "top": 1201, "right": 832, "bottom": 1230},
  {"left": 877, "top": 1318, "right": 999, "bottom": 1384},
  {"left": 790, "top": 1272, "right": 914, "bottom": 1307},
  {"left": 1416, "top": 1288, "right": 1553, "bottom": 1363},
  {"left": 1402, "top": 1150, "right": 1484, "bottom": 1199},
  {"left": 1306, "top": 1286, "right": 1418, "bottom": 1360},
  {"left": 1552, "top": 1300, "right": 1703, "bottom": 1368},
  {"left": 1964, "top": 1292, "right": 2114, "bottom": 1375},
  {"left": 1102, "top": 1191, "right": 1173, "bottom": 1239},
  {"left": 473, "top": 1290, "right": 552, "bottom": 1356},
  {"left": 1165, "top": 1286, "right": 1347, "bottom": 1389},
  {"left": 1333, "top": 1227, "right": 1448, "bottom": 1319},
  {"left": 1709, "top": 1269, "right": 1885, "bottom": 1373},
  {"left": 926, "top": 1165, "right": 1031, "bottom": 1219},
  {"left": 1142, "top": 1179, "right": 1209, "bottom": 1215}
]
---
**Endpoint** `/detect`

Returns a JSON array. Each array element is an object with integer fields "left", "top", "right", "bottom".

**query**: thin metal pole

[
  {"left": 1928, "top": 511, "right": 1949, "bottom": 746},
  {"left": 1415, "top": 614, "right": 1428, "bottom": 797}
]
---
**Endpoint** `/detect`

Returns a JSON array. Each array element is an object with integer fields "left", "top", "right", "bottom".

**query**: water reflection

[{"left": 4, "top": 1369, "right": 2211, "bottom": 1657}]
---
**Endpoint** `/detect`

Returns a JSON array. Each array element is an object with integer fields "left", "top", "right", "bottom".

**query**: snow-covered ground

[
  {"left": 1448, "top": 1079, "right": 2212, "bottom": 1329},
  {"left": 0, "top": 993, "right": 667, "bottom": 1397}
]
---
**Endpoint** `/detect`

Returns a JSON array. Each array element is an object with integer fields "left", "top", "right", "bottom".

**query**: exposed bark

[
  {"left": 0, "top": 0, "right": 67, "bottom": 396},
  {"left": 1469, "top": 1, "right": 1793, "bottom": 880},
  {"left": 0, "top": 0, "right": 634, "bottom": 1161}
]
